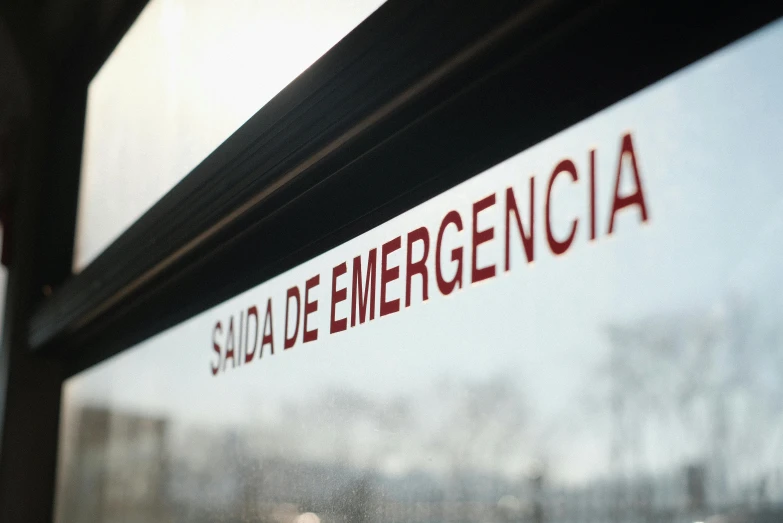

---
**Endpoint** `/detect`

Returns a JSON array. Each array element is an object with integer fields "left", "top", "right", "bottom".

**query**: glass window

[
  {"left": 57, "top": 19, "right": 783, "bottom": 523},
  {"left": 73, "top": 0, "right": 387, "bottom": 271},
  {"left": 0, "top": 231, "right": 8, "bottom": 407},
  {"left": 0, "top": 230, "right": 6, "bottom": 345}
]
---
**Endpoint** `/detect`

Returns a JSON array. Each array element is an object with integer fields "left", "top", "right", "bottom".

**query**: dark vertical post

[{"left": 0, "top": 48, "right": 86, "bottom": 523}]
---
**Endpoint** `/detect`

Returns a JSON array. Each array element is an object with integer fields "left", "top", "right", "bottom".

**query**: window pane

[
  {"left": 57, "top": 20, "right": 783, "bottom": 523},
  {"left": 73, "top": 0, "right": 386, "bottom": 270}
]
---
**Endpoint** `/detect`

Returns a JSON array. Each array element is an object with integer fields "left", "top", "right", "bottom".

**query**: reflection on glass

[
  {"left": 73, "top": 0, "right": 387, "bottom": 270},
  {"left": 0, "top": 231, "right": 6, "bottom": 354},
  {"left": 56, "top": 19, "right": 783, "bottom": 523}
]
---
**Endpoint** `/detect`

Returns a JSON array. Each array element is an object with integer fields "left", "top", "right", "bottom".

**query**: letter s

[{"left": 211, "top": 321, "right": 223, "bottom": 376}]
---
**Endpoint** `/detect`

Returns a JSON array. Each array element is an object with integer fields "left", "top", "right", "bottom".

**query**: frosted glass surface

[{"left": 74, "top": 0, "right": 386, "bottom": 270}]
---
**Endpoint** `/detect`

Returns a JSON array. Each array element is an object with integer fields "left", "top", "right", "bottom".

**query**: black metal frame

[{"left": 1, "top": 0, "right": 781, "bottom": 520}]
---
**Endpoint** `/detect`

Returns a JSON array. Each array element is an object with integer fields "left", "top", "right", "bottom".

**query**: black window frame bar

[{"left": 2, "top": 0, "right": 782, "bottom": 520}]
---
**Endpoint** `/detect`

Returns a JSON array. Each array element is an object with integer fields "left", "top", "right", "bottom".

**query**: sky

[{"left": 60, "top": 8, "right": 783, "bottom": 500}]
